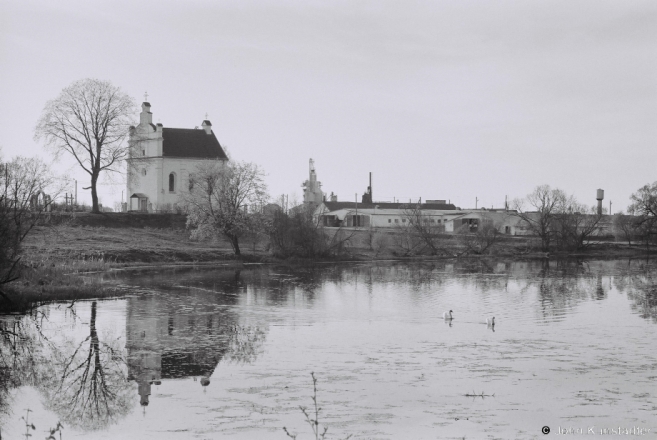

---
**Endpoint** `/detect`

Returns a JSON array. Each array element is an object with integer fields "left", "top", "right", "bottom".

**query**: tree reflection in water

[
  {"left": 0, "top": 316, "right": 47, "bottom": 418},
  {"left": 41, "top": 301, "right": 133, "bottom": 430},
  {"left": 613, "top": 261, "right": 657, "bottom": 324}
]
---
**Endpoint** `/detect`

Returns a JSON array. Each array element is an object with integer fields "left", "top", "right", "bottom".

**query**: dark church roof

[
  {"left": 162, "top": 128, "right": 228, "bottom": 159},
  {"left": 322, "top": 202, "right": 457, "bottom": 211}
]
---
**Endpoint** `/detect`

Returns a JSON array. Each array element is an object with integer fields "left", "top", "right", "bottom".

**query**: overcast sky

[{"left": 1, "top": 0, "right": 655, "bottom": 211}]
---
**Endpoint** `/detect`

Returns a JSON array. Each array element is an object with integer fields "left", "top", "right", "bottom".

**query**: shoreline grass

[{"left": 4, "top": 224, "right": 654, "bottom": 312}]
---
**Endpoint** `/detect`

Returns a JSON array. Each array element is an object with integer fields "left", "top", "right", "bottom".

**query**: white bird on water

[{"left": 443, "top": 310, "right": 454, "bottom": 320}]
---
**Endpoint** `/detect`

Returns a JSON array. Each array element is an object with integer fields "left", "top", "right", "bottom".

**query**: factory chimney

[
  {"left": 361, "top": 172, "right": 373, "bottom": 204},
  {"left": 370, "top": 172, "right": 372, "bottom": 202}
]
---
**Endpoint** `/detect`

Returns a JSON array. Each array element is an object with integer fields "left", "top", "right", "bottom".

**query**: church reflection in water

[{"left": 125, "top": 269, "right": 267, "bottom": 406}]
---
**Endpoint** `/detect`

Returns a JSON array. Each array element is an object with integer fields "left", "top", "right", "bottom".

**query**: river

[{"left": 1, "top": 259, "right": 656, "bottom": 439}]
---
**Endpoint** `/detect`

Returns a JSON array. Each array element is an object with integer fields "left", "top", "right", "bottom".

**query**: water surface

[{"left": 1, "top": 259, "right": 657, "bottom": 439}]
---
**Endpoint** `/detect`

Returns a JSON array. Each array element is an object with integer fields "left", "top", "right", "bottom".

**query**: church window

[
  {"left": 142, "top": 149, "right": 146, "bottom": 156},
  {"left": 169, "top": 173, "right": 176, "bottom": 192},
  {"left": 188, "top": 174, "right": 195, "bottom": 191},
  {"left": 142, "top": 168, "right": 147, "bottom": 176}
]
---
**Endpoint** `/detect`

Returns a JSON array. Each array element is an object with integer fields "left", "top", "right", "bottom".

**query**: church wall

[
  {"left": 127, "top": 158, "right": 162, "bottom": 211},
  {"left": 158, "top": 158, "right": 226, "bottom": 210},
  {"left": 127, "top": 157, "right": 227, "bottom": 212}
]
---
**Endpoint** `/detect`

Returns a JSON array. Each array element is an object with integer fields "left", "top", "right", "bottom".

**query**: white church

[{"left": 126, "top": 101, "right": 228, "bottom": 212}]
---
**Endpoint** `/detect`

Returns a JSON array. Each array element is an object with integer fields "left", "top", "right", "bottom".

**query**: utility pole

[
  {"left": 4, "top": 163, "right": 7, "bottom": 207},
  {"left": 610, "top": 200, "right": 612, "bottom": 215},
  {"left": 355, "top": 193, "right": 358, "bottom": 227},
  {"left": 75, "top": 179, "right": 77, "bottom": 205},
  {"left": 475, "top": 197, "right": 478, "bottom": 209}
]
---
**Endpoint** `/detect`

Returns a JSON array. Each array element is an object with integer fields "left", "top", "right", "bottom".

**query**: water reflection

[
  {"left": 1, "top": 258, "right": 657, "bottom": 437},
  {"left": 41, "top": 301, "right": 132, "bottom": 430},
  {"left": 126, "top": 269, "right": 268, "bottom": 407},
  {"left": 613, "top": 262, "right": 657, "bottom": 324},
  {"left": 0, "top": 316, "right": 44, "bottom": 416}
]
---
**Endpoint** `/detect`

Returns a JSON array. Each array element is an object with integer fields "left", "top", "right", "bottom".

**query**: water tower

[{"left": 596, "top": 189, "right": 604, "bottom": 215}]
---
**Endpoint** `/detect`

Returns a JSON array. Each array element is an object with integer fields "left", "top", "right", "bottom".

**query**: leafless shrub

[
  {"left": 283, "top": 372, "right": 352, "bottom": 440},
  {"left": 268, "top": 205, "right": 355, "bottom": 259},
  {"left": 456, "top": 217, "right": 501, "bottom": 255}
]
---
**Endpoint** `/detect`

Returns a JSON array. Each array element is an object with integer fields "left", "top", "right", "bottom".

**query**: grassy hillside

[{"left": 22, "top": 224, "right": 240, "bottom": 263}]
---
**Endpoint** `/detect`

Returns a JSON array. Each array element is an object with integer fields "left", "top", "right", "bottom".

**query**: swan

[
  {"left": 486, "top": 317, "right": 495, "bottom": 326},
  {"left": 443, "top": 310, "right": 454, "bottom": 320}
]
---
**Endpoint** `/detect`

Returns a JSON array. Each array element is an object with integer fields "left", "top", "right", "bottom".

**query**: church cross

[
  {"left": 205, "top": 112, "right": 209, "bottom": 120},
  {"left": 144, "top": 91, "right": 149, "bottom": 101}
]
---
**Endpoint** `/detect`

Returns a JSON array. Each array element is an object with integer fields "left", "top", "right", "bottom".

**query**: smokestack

[
  {"left": 596, "top": 189, "right": 604, "bottom": 216},
  {"left": 369, "top": 172, "right": 372, "bottom": 201}
]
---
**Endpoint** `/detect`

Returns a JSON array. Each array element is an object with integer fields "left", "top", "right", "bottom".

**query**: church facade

[{"left": 126, "top": 102, "right": 228, "bottom": 212}]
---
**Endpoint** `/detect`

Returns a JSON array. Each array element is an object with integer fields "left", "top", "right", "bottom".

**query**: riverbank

[
  {"left": 3, "top": 223, "right": 655, "bottom": 310},
  {"left": 3, "top": 224, "right": 252, "bottom": 310}
]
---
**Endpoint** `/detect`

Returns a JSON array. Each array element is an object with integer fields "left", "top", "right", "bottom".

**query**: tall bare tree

[
  {"left": 34, "top": 79, "right": 136, "bottom": 213},
  {"left": 184, "top": 161, "right": 269, "bottom": 255},
  {"left": 512, "top": 185, "right": 568, "bottom": 251}
]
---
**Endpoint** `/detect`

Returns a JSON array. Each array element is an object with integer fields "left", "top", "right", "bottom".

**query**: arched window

[
  {"left": 169, "top": 173, "right": 175, "bottom": 192},
  {"left": 188, "top": 174, "right": 195, "bottom": 191}
]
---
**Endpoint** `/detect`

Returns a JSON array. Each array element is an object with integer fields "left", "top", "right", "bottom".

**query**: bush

[{"left": 268, "top": 207, "right": 354, "bottom": 259}]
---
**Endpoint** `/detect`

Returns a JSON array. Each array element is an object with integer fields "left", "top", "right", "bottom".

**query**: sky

[{"left": 0, "top": 0, "right": 655, "bottom": 211}]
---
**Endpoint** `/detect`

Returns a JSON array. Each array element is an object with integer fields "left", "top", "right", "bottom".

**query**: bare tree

[
  {"left": 554, "top": 201, "right": 603, "bottom": 251},
  {"left": 242, "top": 210, "right": 270, "bottom": 255},
  {"left": 0, "top": 156, "right": 58, "bottom": 299},
  {"left": 613, "top": 214, "right": 639, "bottom": 246},
  {"left": 34, "top": 79, "right": 136, "bottom": 213},
  {"left": 512, "top": 185, "right": 568, "bottom": 251},
  {"left": 629, "top": 182, "right": 657, "bottom": 217},
  {"left": 184, "top": 161, "right": 269, "bottom": 255},
  {"left": 456, "top": 215, "right": 501, "bottom": 255},
  {"left": 628, "top": 181, "right": 657, "bottom": 251},
  {"left": 400, "top": 204, "right": 446, "bottom": 255}
]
